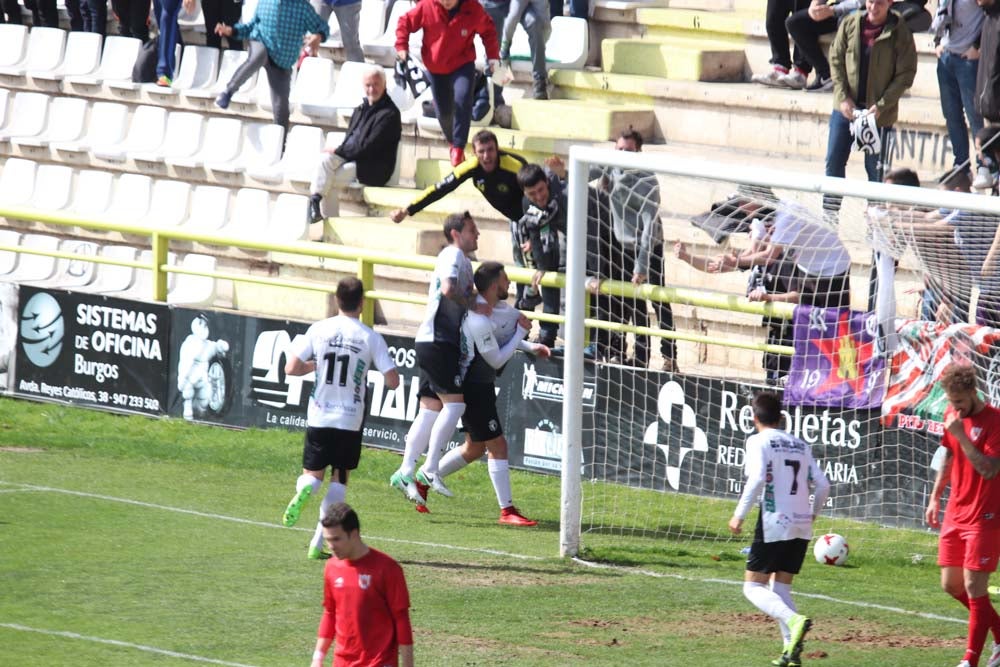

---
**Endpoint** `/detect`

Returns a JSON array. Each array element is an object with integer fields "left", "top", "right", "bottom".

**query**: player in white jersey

[
  {"left": 390, "top": 212, "right": 485, "bottom": 504},
  {"left": 281, "top": 277, "right": 400, "bottom": 560},
  {"left": 729, "top": 391, "right": 830, "bottom": 667},
  {"left": 424, "top": 262, "right": 549, "bottom": 524}
]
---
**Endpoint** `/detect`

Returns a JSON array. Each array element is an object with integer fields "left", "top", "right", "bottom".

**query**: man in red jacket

[{"left": 396, "top": 0, "right": 500, "bottom": 166}]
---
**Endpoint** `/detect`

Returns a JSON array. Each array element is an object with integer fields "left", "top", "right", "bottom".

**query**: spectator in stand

[
  {"left": 752, "top": 0, "right": 812, "bottom": 88},
  {"left": 155, "top": 0, "right": 193, "bottom": 86},
  {"left": 64, "top": 0, "right": 83, "bottom": 30},
  {"left": 0, "top": 0, "right": 22, "bottom": 23},
  {"left": 77, "top": 0, "right": 109, "bottom": 34},
  {"left": 785, "top": 0, "right": 861, "bottom": 91},
  {"left": 497, "top": 0, "right": 551, "bottom": 99},
  {"left": 975, "top": 0, "right": 1000, "bottom": 187},
  {"left": 826, "top": 0, "right": 916, "bottom": 200},
  {"left": 396, "top": 0, "right": 501, "bottom": 166},
  {"left": 308, "top": 66, "right": 403, "bottom": 223},
  {"left": 113, "top": 0, "right": 152, "bottom": 41},
  {"left": 309, "top": 0, "right": 363, "bottom": 62},
  {"left": 203, "top": 0, "right": 244, "bottom": 49},
  {"left": 933, "top": 0, "right": 986, "bottom": 187},
  {"left": 213, "top": 0, "right": 328, "bottom": 131}
]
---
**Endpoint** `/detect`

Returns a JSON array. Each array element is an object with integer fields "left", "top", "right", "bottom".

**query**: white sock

[
  {"left": 743, "top": 581, "right": 795, "bottom": 624},
  {"left": 400, "top": 408, "right": 438, "bottom": 476},
  {"left": 421, "top": 402, "right": 465, "bottom": 476},
  {"left": 310, "top": 483, "right": 347, "bottom": 551},
  {"left": 296, "top": 473, "right": 322, "bottom": 495},
  {"left": 488, "top": 458, "right": 513, "bottom": 509},
  {"left": 771, "top": 581, "right": 796, "bottom": 644},
  {"left": 439, "top": 448, "right": 471, "bottom": 478}
]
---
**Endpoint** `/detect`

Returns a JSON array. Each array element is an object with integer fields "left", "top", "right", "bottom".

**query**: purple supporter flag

[{"left": 784, "top": 305, "right": 887, "bottom": 409}]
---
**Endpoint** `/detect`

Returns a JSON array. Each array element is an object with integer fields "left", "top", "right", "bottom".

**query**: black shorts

[
  {"left": 745, "top": 512, "right": 809, "bottom": 575},
  {"left": 790, "top": 270, "right": 850, "bottom": 310},
  {"left": 302, "top": 427, "right": 363, "bottom": 472},
  {"left": 462, "top": 382, "right": 503, "bottom": 442},
  {"left": 416, "top": 341, "right": 463, "bottom": 397}
]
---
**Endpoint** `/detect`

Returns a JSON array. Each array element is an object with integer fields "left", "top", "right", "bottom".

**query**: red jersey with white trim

[
  {"left": 318, "top": 548, "right": 413, "bottom": 667},
  {"left": 942, "top": 404, "right": 1000, "bottom": 529}
]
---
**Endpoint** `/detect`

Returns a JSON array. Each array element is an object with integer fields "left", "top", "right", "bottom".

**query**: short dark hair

[
  {"left": 443, "top": 211, "right": 472, "bottom": 242},
  {"left": 321, "top": 502, "right": 360, "bottom": 533},
  {"left": 884, "top": 167, "right": 920, "bottom": 188},
  {"left": 472, "top": 129, "right": 498, "bottom": 149},
  {"left": 618, "top": 126, "right": 644, "bottom": 149},
  {"left": 751, "top": 391, "right": 784, "bottom": 427},
  {"left": 474, "top": 261, "right": 505, "bottom": 294},
  {"left": 941, "top": 363, "right": 979, "bottom": 395},
  {"left": 336, "top": 276, "right": 364, "bottom": 313},
  {"left": 517, "top": 163, "right": 547, "bottom": 190},
  {"left": 939, "top": 167, "right": 972, "bottom": 192}
]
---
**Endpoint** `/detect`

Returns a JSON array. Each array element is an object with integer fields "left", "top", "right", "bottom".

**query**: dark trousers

[
  {"left": 112, "top": 0, "right": 151, "bottom": 41},
  {"left": 0, "top": 0, "right": 22, "bottom": 23},
  {"left": 765, "top": 0, "right": 809, "bottom": 70},
  {"left": 226, "top": 40, "right": 292, "bottom": 130},
  {"left": 156, "top": 0, "right": 181, "bottom": 77},
  {"left": 203, "top": 0, "right": 243, "bottom": 49},
  {"left": 64, "top": 0, "right": 84, "bottom": 29},
  {"left": 81, "top": 0, "right": 108, "bottom": 34},
  {"left": 823, "top": 110, "right": 894, "bottom": 210},
  {"left": 426, "top": 61, "right": 476, "bottom": 149},
  {"left": 785, "top": 8, "right": 836, "bottom": 78}
]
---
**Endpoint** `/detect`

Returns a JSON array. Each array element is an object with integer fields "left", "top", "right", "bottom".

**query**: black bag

[
  {"left": 471, "top": 70, "right": 491, "bottom": 122},
  {"left": 132, "top": 36, "right": 159, "bottom": 83},
  {"left": 894, "top": 0, "right": 932, "bottom": 33}
]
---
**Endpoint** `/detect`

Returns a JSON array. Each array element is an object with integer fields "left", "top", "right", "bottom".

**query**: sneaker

[
  {"left": 786, "top": 614, "right": 812, "bottom": 658},
  {"left": 771, "top": 650, "right": 796, "bottom": 667},
  {"left": 449, "top": 147, "right": 465, "bottom": 167},
  {"left": 778, "top": 69, "right": 807, "bottom": 90},
  {"left": 515, "top": 291, "right": 543, "bottom": 310},
  {"left": 282, "top": 485, "right": 313, "bottom": 527},
  {"left": 215, "top": 90, "right": 232, "bottom": 109},
  {"left": 416, "top": 468, "right": 454, "bottom": 497},
  {"left": 499, "top": 506, "right": 537, "bottom": 526},
  {"left": 805, "top": 76, "right": 834, "bottom": 93},
  {"left": 307, "top": 546, "right": 332, "bottom": 560},
  {"left": 414, "top": 502, "right": 430, "bottom": 514},
  {"left": 974, "top": 165, "right": 995, "bottom": 190},
  {"left": 309, "top": 196, "right": 324, "bottom": 224},
  {"left": 389, "top": 469, "right": 424, "bottom": 505},
  {"left": 955, "top": 661, "right": 973, "bottom": 667},
  {"left": 751, "top": 66, "right": 788, "bottom": 87},
  {"left": 156, "top": 74, "right": 172, "bottom": 87},
  {"left": 987, "top": 642, "right": 1000, "bottom": 667},
  {"left": 532, "top": 80, "right": 549, "bottom": 100}
]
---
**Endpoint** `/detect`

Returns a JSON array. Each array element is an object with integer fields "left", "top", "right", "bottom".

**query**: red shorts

[{"left": 938, "top": 523, "right": 1000, "bottom": 572}]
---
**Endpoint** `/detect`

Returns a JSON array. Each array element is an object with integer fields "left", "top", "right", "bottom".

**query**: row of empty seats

[
  {"left": 0, "top": 230, "right": 219, "bottom": 305},
  {"left": 0, "top": 158, "right": 311, "bottom": 242}
]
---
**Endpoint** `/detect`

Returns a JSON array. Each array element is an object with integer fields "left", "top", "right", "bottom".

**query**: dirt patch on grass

[{"left": 0, "top": 446, "right": 45, "bottom": 453}]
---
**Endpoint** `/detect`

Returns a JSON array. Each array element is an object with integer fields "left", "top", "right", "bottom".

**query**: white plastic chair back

[
  {"left": 82, "top": 102, "right": 130, "bottom": 151},
  {"left": 168, "top": 253, "right": 218, "bottom": 306},
  {"left": 0, "top": 230, "right": 21, "bottom": 275},
  {"left": 90, "top": 245, "right": 138, "bottom": 293},
  {"left": 175, "top": 45, "right": 220, "bottom": 91},
  {"left": 329, "top": 61, "right": 369, "bottom": 110},
  {"left": 118, "top": 105, "right": 169, "bottom": 157},
  {"left": 31, "top": 164, "right": 73, "bottom": 211},
  {"left": 28, "top": 96, "right": 88, "bottom": 145},
  {"left": 234, "top": 122, "right": 284, "bottom": 171},
  {"left": 106, "top": 173, "right": 152, "bottom": 222},
  {"left": 0, "top": 92, "right": 50, "bottom": 140},
  {"left": 0, "top": 158, "right": 36, "bottom": 206},
  {"left": 365, "top": 0, "right": 416, "bottom": 62},
  {"left": 280, "top": 125, "right": 325, "bottom": 181},
  {"left": 0, "top": 25, "right": 28, "bottom": 67},
  {"left": 72, "top": 170, "right": 114, "bottom": 217},
  {"left": 271, "top": 193, "right": 310, "bottom": 242},
  {"left": 53, "top": 31, "right": 102, "bottom": 77},
  {"left": 290, "top": 57, "right": 335, "bottom": 105},
  {"left": 159, "top": 112, "right": 206, "bottom": 159},
  {"left": 0, "top": 89, "right": 9, "bottom": 129},
  {"left": 229, "top": 188, "right": 271, "bottom": 236},
  {"left": 184, "top": 185, "right": 230, "bottom": 232},
  {"left": 13, "top": 234, "right": 60, "bottom": 282},
  {"left": 214, "top": 48, "right": 256, "bottom": 93},
  {"left": 53, "top": 239, "right": 99, "bottom": 288},
  {"left": 199, "top": 116, "right": 243, "bottom": 164},
  {"left": 94, "top": 36, "right": 142, "bottom": 82},
  {"left": 145, "top": 180, "right": 191, "bottom": 229},
  {"left": 511, "top": 16, "right": 587, "bottom": 69},
  {"left": 358, "top": 0, "right": 389, "bottom": 44},
  {"left": 21, "top": 27, "right": 67, "bottom": 74}
]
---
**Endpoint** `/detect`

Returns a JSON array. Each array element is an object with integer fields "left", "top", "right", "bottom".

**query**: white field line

[
  {"left": 0, "top": 481, "right": 964, "bottom": 625},
  {"left": 0, "top": 623, "right": 260, "bottom": 667}
]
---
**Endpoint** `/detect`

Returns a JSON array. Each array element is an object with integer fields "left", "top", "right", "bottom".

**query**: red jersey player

[
  {"left": 926, "top": 364, "right": 1000, "bottom": 667},
  {"left": 311, "top": 503, "right": 414, "bottom": 667}
]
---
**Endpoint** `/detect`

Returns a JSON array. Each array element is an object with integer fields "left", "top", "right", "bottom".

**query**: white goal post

[{"left": 560, "top": 144, "right": 1000, "bottom": 559}]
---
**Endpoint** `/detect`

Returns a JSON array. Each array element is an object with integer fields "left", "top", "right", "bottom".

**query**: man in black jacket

[{"left": 309, "top": 65, "right": 402, "bottom": 223}]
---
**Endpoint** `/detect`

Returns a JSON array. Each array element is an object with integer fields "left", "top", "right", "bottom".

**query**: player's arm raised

[
  {"left": 947, "top": 412, "right": 1000, "bottom": 479},
  {"left": 925, "top": 447, "right": 952, "bottom": 528}
]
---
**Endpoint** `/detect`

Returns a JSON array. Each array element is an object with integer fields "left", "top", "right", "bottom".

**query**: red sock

[
  {"left": 956, "top": 591, "right": 972, "bottom": 609},
  {"left": 967, "top": 595, "right": 997, "bottom": 666}
]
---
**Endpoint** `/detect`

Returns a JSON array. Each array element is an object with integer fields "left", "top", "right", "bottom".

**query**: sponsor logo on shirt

[{"left": 334, "top": 577, "right": 344, "bottom": 588}]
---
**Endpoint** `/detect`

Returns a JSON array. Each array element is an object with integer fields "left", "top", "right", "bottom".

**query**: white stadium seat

[
  {"left": 364, "top": 0, "right": 417, "bottom": 65},
  {"left": 51, "top": 101, "right": 128, "bottom": 154},
  {"left": 43, "top": 239, "right": 100, "bottom": 288},
  {"left": 0, "top": 229, "right": 21, "bottom": 275},
  {"left": 225, "top": 187, "right": 271, "bottom": 237},
  {"left": 384, "top": 66, "right": 415, "bottom": 113},
  {"left": 93, "top": 104, "right": 168, "bottom": 162},
  {"left": 0, "top": 24, "right": 28, "bottom": 68},
  {"left": 168, "top": 116, "right": 242, "bottom": 169},
  {"left": 248, "top": 124, "right": 323, "bottom": 183},
  {"left": 358, "top": 0, "right": 389, "bottom": 46},
  {"left": 168, "top": 253, "right": 218, "bottom": 306},
  {"left": 255, "top": 67, "right": 297, "bottom": 112},
  {"left": 13, "top": 95, "right": 88, "bottom": 149},
  {"left": 150, "top": 45, "right": 219, "bottom": 97},
  {"left": 105, "top": 173, "right": 153, "bottom": 223},
  {"left": 66, "top": 35, "right": 141, "bottom": 86},
  {"left": 126, "top": 249, "right": 178, "bottom": 300},
  {"left": 133, "top": 111, "right": 205, "bottom": 162},
  {"left": 0, "top": 27, "right": 66, "bottom": 77},
  {"left": 0, "top": 92, "right": 50, "bottom": 143},
  {"left": 183, "top": 185, "right": 230, "bottom": 232},
  {"left": 328, "top": 61, "right": 369, "bottom": 118},
  {"left": 30, "top": 164, "right": 73, "bottom": 211},
  {"left": 510, "top": 16, "right": 588, "bottom": 71},
  {"left": 0, "top": 89, "right": 9, "bottom": 129},
  {"left": 10, "top": 234, "right": 60, "bottom": 283},
  {"left": 33, "top": 31, "right": 102, "bottom": 82},
  {"left": 0, "top": 157, "right": 37, "bottom": 206},
  {"left": 241, "top": 0, "right": 258, "bottom": 22},
  {"left": 270, "top": 193, "right": 310, "bottom": 242},
  {"left": 145, "top": 179, "right": 191, "bottom": 229},
  {"left": 208, "top": 121, "right": 284, "bottom": 174},
  {"left": 290, "top": 57, "right": 336, "bottom": 117},
  {"left": 71, "top": 169, "right": 115, "bottom": 218},
  {"left": 188, "top": 48, "right": 257, "bottom": 102},
  {"left": 81, "top": 245, "right": 138, "bottom": 294}
]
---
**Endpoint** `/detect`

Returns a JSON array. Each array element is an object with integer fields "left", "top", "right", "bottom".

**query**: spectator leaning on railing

[{"left": 214, "top": 0, "right": 329, "bottom": 131}]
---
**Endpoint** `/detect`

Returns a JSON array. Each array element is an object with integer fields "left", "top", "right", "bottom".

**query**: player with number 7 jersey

[{"left": 280, "top": 277, "right": 401, "bottom": 560}]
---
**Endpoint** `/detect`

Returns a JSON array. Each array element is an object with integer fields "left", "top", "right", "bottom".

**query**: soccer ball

[{"left": 813, "top": 533, "right": 849, "bottom": 566}]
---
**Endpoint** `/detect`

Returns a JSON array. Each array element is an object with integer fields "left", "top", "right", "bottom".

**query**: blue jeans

[
  {"left": 427, "top": 61, "right": 476, "bottom": 149},
  {"left": 937, "top": 50, "right": 983, "bottom": 170},
  {"left": 824, "top": 110, "right": 891, "bottom": 210},
  {"left": 156, "top": 0, "right": 182, "bottom": 78}
]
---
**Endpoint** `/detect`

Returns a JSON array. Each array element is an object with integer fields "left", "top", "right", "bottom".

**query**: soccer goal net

[{"left": 558, "top": 146, "right": 1000, "bottom": 563}]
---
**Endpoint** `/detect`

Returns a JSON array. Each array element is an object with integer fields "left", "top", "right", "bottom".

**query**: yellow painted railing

[{"left": 0, "top": 205, "right": 796, "bottom": 355}]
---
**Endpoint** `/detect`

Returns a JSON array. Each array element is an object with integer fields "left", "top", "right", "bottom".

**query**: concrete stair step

[
  {"left": 601, "top": 38, "right": 747, "bottom": 81},
  {"left": 510, "top": 98, "right": 656, "bottom": 141},
  {"left": 321, "top": 216, "right": 445, "bottom": 257}
]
